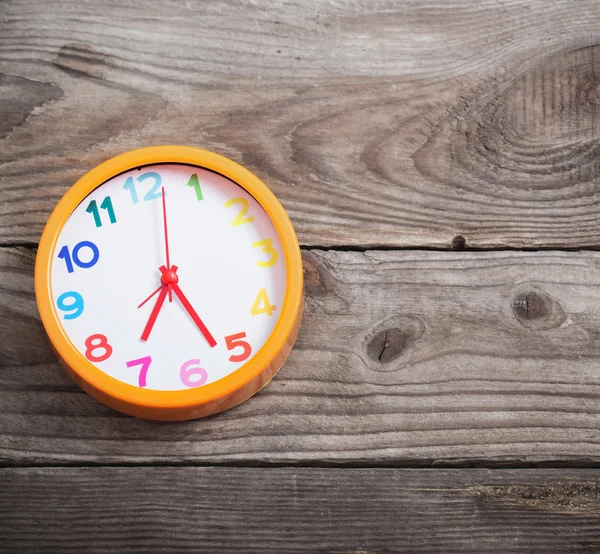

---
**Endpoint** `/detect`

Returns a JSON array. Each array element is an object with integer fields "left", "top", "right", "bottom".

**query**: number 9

[{"left": 56, "top": 291, "right": 84, "bottom": 320}]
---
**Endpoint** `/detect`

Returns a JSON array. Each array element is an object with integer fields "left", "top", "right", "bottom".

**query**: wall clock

[{"left": 35, "top": 146, "right": 304, "bottom": 421}]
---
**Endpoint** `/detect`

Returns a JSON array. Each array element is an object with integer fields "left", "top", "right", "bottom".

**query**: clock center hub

[{"left": 161, "top": 269, "right": 178, "bottom": 285}]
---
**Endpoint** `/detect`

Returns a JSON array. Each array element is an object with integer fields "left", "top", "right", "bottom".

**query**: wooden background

[{"left": 2, "top": 0, "right": 600, "bottom": 551}]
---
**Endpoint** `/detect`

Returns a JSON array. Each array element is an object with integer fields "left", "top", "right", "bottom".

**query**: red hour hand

[
  {"left": 139, "top": 265, "right": 178, "bottom": 341},
  {"left": 140, "top": 285, "right": 168, "bottom": 342}
]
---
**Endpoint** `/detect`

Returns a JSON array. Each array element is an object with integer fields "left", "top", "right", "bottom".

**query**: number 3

[{"left": 252, "top": 238, "right": 279, "bottom": 268}]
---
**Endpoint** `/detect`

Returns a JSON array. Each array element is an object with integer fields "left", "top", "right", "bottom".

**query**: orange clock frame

[{"left": 35, "top": 146, "right": 304, "bottom": 421}]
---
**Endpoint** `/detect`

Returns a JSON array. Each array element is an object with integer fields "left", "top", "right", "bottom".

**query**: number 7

[{"left": 126, "top": 356, "right": 152, "bottom": 387}]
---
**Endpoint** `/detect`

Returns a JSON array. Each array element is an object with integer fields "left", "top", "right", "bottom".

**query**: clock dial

[{"left": 50, "top": 164, "right": 287, "bottom": 391}]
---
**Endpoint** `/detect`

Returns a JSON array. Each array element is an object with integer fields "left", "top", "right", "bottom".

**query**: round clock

[{"left": 35, "top": 146, "right": 303, "bottom": 421}]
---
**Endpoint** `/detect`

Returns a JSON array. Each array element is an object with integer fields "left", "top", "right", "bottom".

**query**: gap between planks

[{"left": 8, "top": 242, "right": 600, "bottom": 253}]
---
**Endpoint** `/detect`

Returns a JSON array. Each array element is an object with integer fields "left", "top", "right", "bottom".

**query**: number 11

[{"left": 86, "top": 196, "right": 117, "bottom": 228}]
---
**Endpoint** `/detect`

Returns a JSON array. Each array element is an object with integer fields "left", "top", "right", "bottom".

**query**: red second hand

[
  {"left": 138, "top": 284, "right": 162, "bottom": 309},
  {"left": 161, "top": 186, "right": 173, "bottom": 302},
  {"left": 138, "top": 187, "right": 216, "bottom": 347}
]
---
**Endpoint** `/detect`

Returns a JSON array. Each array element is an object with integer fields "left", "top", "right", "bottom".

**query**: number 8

[{"left": 85, "top": 334, "right": 113, "bottom": 362}]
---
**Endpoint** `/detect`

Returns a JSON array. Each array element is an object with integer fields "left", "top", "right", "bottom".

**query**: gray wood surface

[
  {"left": 1, "top": 0, "right": 600, "bottom": 248},
  {"left": 2, "top": 467, "right": 600, "bottom": 553},
  {"left": 5, "top": 245, "right": 600, "bottom": 465},
  {"left": 4, "top": 0, "right": 600, "bottom": 549}
]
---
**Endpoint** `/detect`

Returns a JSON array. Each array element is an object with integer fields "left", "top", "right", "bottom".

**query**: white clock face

[{"left": 50, "top": 164, "right": 287, "bottom": 391}]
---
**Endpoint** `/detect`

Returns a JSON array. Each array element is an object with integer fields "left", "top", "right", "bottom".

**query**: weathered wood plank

[
  {"left": 2, "top": 467, "right": 600, "bottom": 552},
  {"left": 4, "top": 246, "right": 600, "bottom": 465},
  {"left": 1, "top": 0, "right": 600, "bottom": 248}
]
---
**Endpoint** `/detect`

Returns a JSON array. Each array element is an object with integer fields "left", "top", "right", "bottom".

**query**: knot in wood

[
  {"left": 451, "top": 235, "right": 466, "bottom": 250},
  {"left": 365, "top": 316, "right": 425, "bottom": 366},
  {"left": 302, "top": 255, "right": 327, "bottom": 295},
  {"left": 511, "top": 290, "right": 566, "bottom": 330}
]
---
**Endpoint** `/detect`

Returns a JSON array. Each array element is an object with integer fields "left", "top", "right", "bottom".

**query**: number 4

[{"left": 251, "top": 289, "right": 276, "bottom": 316}]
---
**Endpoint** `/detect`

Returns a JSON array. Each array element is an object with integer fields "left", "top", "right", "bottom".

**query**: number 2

[
  {"left": 126, "top": 356, "right": 152, "bottom": 388},
  {"left": 225, "top": 198, "right": 254, "bottom": 226},
  {"left": 123, "top": 172, "right": 162, "bottom": 204}
]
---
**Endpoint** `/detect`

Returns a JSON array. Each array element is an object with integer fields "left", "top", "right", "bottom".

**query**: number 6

[{"left": 180, "top": 359, "right": 208, "bottom": 388}]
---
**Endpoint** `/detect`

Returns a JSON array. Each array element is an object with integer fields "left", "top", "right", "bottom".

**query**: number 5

[{"left": 225, "top": 332, "right": 252, "bottom": 363}]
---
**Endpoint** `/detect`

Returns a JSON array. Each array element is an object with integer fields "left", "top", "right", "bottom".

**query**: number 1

[{"left": 187, "top": 174, "right": 203, "bottom": 201}]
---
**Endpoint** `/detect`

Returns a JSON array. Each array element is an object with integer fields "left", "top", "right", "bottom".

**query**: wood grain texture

[
  {"left": 2, "top": 467, "right": 600, "bottom": 552},
  {"left": 1, "top": 0, "right": 600, "bottom": 248},
  {"left": 5, "top": 246, "right": 600, "bottom": 465}
]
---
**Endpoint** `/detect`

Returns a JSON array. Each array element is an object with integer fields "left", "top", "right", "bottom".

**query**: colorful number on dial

[
  {"left": 251, "top": 289, "right": 276, "bottom": 316},
  {"left": 123, "top": 172, "right": 163, "bottom": 204},
  {"left": 225, "top": 332, "right": 252, "bottom": 362},
  {"left": 252, "top": 238, "right": 278, "bottom": 268},
  {"left": 187, "top": 174, "right": 204, "bottom": 201},
  {"left": 225, "top": 197, "right": 254, "bottom": 226},
  {"left": 85, "top": 334, "right": 113, "bottom": 362},
  {"left": 57, "top": 240, "right": 100, "bottom": 273},
  {"left": 56, "top": 291, "right": 84, "bottom": 319},
  {"left": 86, "top": 196, "right": 117, "bottom": 227},
  {"left": 126, "top": 356, "right": 152, "bottom": 388},
  {"left": 180, "top": 359, "right": 208, "bottom": 388}
]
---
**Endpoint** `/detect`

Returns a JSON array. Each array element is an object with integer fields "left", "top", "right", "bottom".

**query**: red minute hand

[
  {"left": 158, "top": 266, "right": 216, "bottom": 347},
  {"left": 172, "top": 282, "right": 217, "bottom": 348}
]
